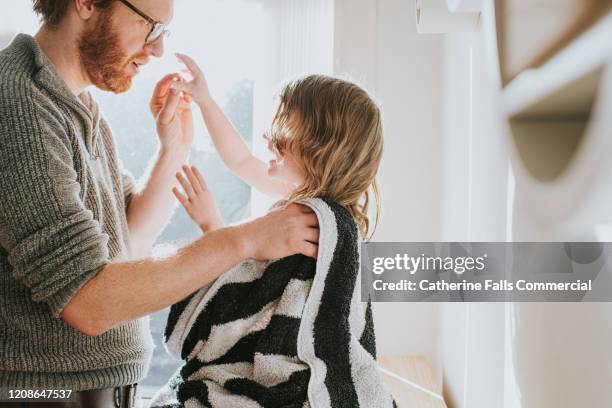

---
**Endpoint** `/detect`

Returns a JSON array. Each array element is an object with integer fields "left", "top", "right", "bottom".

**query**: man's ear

[{"left": 74, "top": 0, "right": 97, "bottom": 20}]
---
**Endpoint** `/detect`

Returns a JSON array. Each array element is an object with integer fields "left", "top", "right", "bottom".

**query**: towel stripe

[
  {"left": 224, "top": 368, "right": 310, "bottom": 407},
  {"left": 315, "top": 200, "right": 361, "bottom": 407},
  {"left": 165, "top": 291, "right": 197, "bottom": 341},
  {"left": 359, "top": 300, "right": 376, "bottom": 358},
  {"left": 180, "top": 255, "right": 315, "bottom": 359}
]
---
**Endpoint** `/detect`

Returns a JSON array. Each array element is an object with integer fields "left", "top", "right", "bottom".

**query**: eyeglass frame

[{"left": 117, "top": 0, "right": 170, "bottom": 44}]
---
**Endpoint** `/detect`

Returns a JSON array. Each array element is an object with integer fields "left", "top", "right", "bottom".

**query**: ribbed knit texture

[{"left": 0, "top": 34, "right": 154, "bottom": 390}]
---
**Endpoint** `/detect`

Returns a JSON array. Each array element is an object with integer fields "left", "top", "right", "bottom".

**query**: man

[{"left": 0, "top": 0, "right": 319, "bottom": 406}]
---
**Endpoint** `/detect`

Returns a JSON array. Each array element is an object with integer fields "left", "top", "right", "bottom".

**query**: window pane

[{"left": 90, "top": 0, "right": 272, "bottom": 392}]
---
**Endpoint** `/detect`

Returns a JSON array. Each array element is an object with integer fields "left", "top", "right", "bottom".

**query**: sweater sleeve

[{"left": 0, "top": 86, "right": 109, "bottom": 318}]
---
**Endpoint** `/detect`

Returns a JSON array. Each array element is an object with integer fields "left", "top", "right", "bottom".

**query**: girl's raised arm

[{"left": 171, "top": 53, "right": 292, "bottom": 199}]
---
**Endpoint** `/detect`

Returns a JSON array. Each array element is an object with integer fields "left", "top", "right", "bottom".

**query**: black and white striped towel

[{"left": 150, "top": 198, "right": 395, "bottom": 408}]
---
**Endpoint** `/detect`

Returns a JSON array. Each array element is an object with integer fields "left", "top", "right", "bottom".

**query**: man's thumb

[{"left": 158, "top": 89, "right": 181, "bottom": 124}]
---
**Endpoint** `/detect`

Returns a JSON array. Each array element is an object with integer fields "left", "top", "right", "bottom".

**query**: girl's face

[{"left": 265, "top": 134, "right": 305, "bottom": 186}]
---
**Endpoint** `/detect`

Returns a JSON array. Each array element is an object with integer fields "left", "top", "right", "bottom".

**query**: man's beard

[{"left": 78, "top": 12, "right": 141, "bottom": 93}]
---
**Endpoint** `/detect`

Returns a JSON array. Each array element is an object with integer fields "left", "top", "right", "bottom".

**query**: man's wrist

[
  {"left": 159, "top": 145, "right": 190, "bottom": 163},
  {"left": 226, "top": 223, "right": 253, "bottom": 260}
]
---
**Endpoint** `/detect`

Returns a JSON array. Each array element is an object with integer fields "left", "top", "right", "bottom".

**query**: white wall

[
  {"left": 333, "top": 3, "right": 510, "bottom": 398},
  {"left": 335, "top": 0, "right": 444, "bottom": 243},
  {"left": 374, "top": 0, "right": 444, "bottom": 365},
  {"left": 437, "top": 2, "right": 510, "bottom": 408},
  {"left": 375, "top": 1, "right": 444, "bottom": 244},
  {"left": 334, "top": 0, "right": 445, "bottom": 366},
  {"left": 333, "top": 2, "right": 522, "bottom": 406}
]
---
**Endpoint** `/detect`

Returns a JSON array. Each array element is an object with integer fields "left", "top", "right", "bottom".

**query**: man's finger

[
  {"left": 288, "top": 203, "right": 314, "bottom": 214},
  {"left": 158, "top": 89, "right": 181, "bottom": 124},
  {"left": 180, "top": 108, "right": 194, "bottom": 135},
  {"left": 151, "top": 73, "right": 179, "bottom": 109},
  {"left": 304, "top": 226, "right": 319, "bottom": 244},
  {"left": 177, "top": 92, "right": 193, "bottom": 114},
  {"left": 300, "top": 242, "right": 318, "bottom": 259},
  {"left": 177, "top": 100, "right": 191, "bottom": 113},
  {"left": 301, "top": 213, "right": 319, "bottom": 228},
  {"left": 153, "top": 73, "right": 178, "bottom": 96}
]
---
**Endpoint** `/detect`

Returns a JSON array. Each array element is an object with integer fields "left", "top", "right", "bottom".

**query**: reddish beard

[{"left": 78, "top": 11, "right": 143, "bottom": 93}]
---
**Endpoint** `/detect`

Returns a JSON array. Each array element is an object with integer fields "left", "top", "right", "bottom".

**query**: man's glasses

[{"left": 117, "top": 0, "right": 170, "bottom": 44}]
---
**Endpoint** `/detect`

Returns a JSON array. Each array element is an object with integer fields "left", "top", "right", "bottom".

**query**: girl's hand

[
  {"left": 170, "top": 53, "right": 212, "bottom": 107},
  {"left": 173, "top": 165, "right": 224, "bottom": 233}
]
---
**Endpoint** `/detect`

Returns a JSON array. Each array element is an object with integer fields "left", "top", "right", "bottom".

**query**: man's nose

[{"left": 145, "top": 36, "right": 165, "bottom": 58}]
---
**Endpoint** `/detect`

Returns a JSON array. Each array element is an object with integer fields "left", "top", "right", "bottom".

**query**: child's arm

[
  {"left": 171, "top": 53, "right": 293, "bottom": 199},
  {"left": 173, "top": 165, "right": 224, "bottom": 233}
]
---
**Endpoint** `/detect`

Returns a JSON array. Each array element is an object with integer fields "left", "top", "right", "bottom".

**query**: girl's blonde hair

[{"left": 269, "top": 75, "right": 383, "bottom": 241}]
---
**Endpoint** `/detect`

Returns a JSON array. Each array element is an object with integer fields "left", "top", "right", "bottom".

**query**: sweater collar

[
  {"left": 10, "top": 34, "right": 102, "bottom": 157},
  {"left": 13, "top": 35, "right": 90, "bottom": 110}
]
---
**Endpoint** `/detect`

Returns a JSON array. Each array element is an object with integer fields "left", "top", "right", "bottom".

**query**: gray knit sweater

[{"left": 0, "top": 34, "right": 154, "bottom": 390}]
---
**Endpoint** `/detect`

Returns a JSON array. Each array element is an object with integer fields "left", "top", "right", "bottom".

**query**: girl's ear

[{"left": 287, "top": 136, "right": 301, "bottom": 156}]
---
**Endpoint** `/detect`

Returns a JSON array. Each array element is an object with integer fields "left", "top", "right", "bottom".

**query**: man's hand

[
  {"left": 150, "top": 73, "right": 194, "bottom": 153},
  {"left": 240, "top": 203, "right": 320, "bottom": 260},
  {"left": 126, "top": 74, "right": 194, "bottom": 257}
]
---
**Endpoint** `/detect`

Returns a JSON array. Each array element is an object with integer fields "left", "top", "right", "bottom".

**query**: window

[
  {"left": 1, "top": 0, "right": 333, "bottom": 399},
  {"left": 92, "top": 1, "right": 276, "bottom": 396}
]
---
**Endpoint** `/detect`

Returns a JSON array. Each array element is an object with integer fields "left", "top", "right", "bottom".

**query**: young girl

[
  {"left": 169, "top": 53, "right": 381, "bottom": 241},
  {"left": 152, "top": 54, "right": 394, "bottom": 408}
]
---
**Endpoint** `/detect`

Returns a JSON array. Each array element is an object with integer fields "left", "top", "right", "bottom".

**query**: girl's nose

[{"left": 263, "top": 134, "right": 273, "bottom": 151}]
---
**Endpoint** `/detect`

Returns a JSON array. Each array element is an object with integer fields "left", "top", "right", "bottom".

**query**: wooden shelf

[{"left": 379, "top": 356, "right": 447, "bottom": 408}]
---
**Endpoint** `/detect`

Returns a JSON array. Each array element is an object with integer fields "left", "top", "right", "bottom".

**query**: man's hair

[{"left": 32, "top": 0, "right": 113, "bottom": 27}]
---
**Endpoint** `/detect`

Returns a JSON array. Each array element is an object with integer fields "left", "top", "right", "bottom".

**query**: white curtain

[
  {"left": 251, "top": 0, "right": 335, "bottom": 214},
  {"left": 278, "top": 0, "right": 335, "bottom": 79}
]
